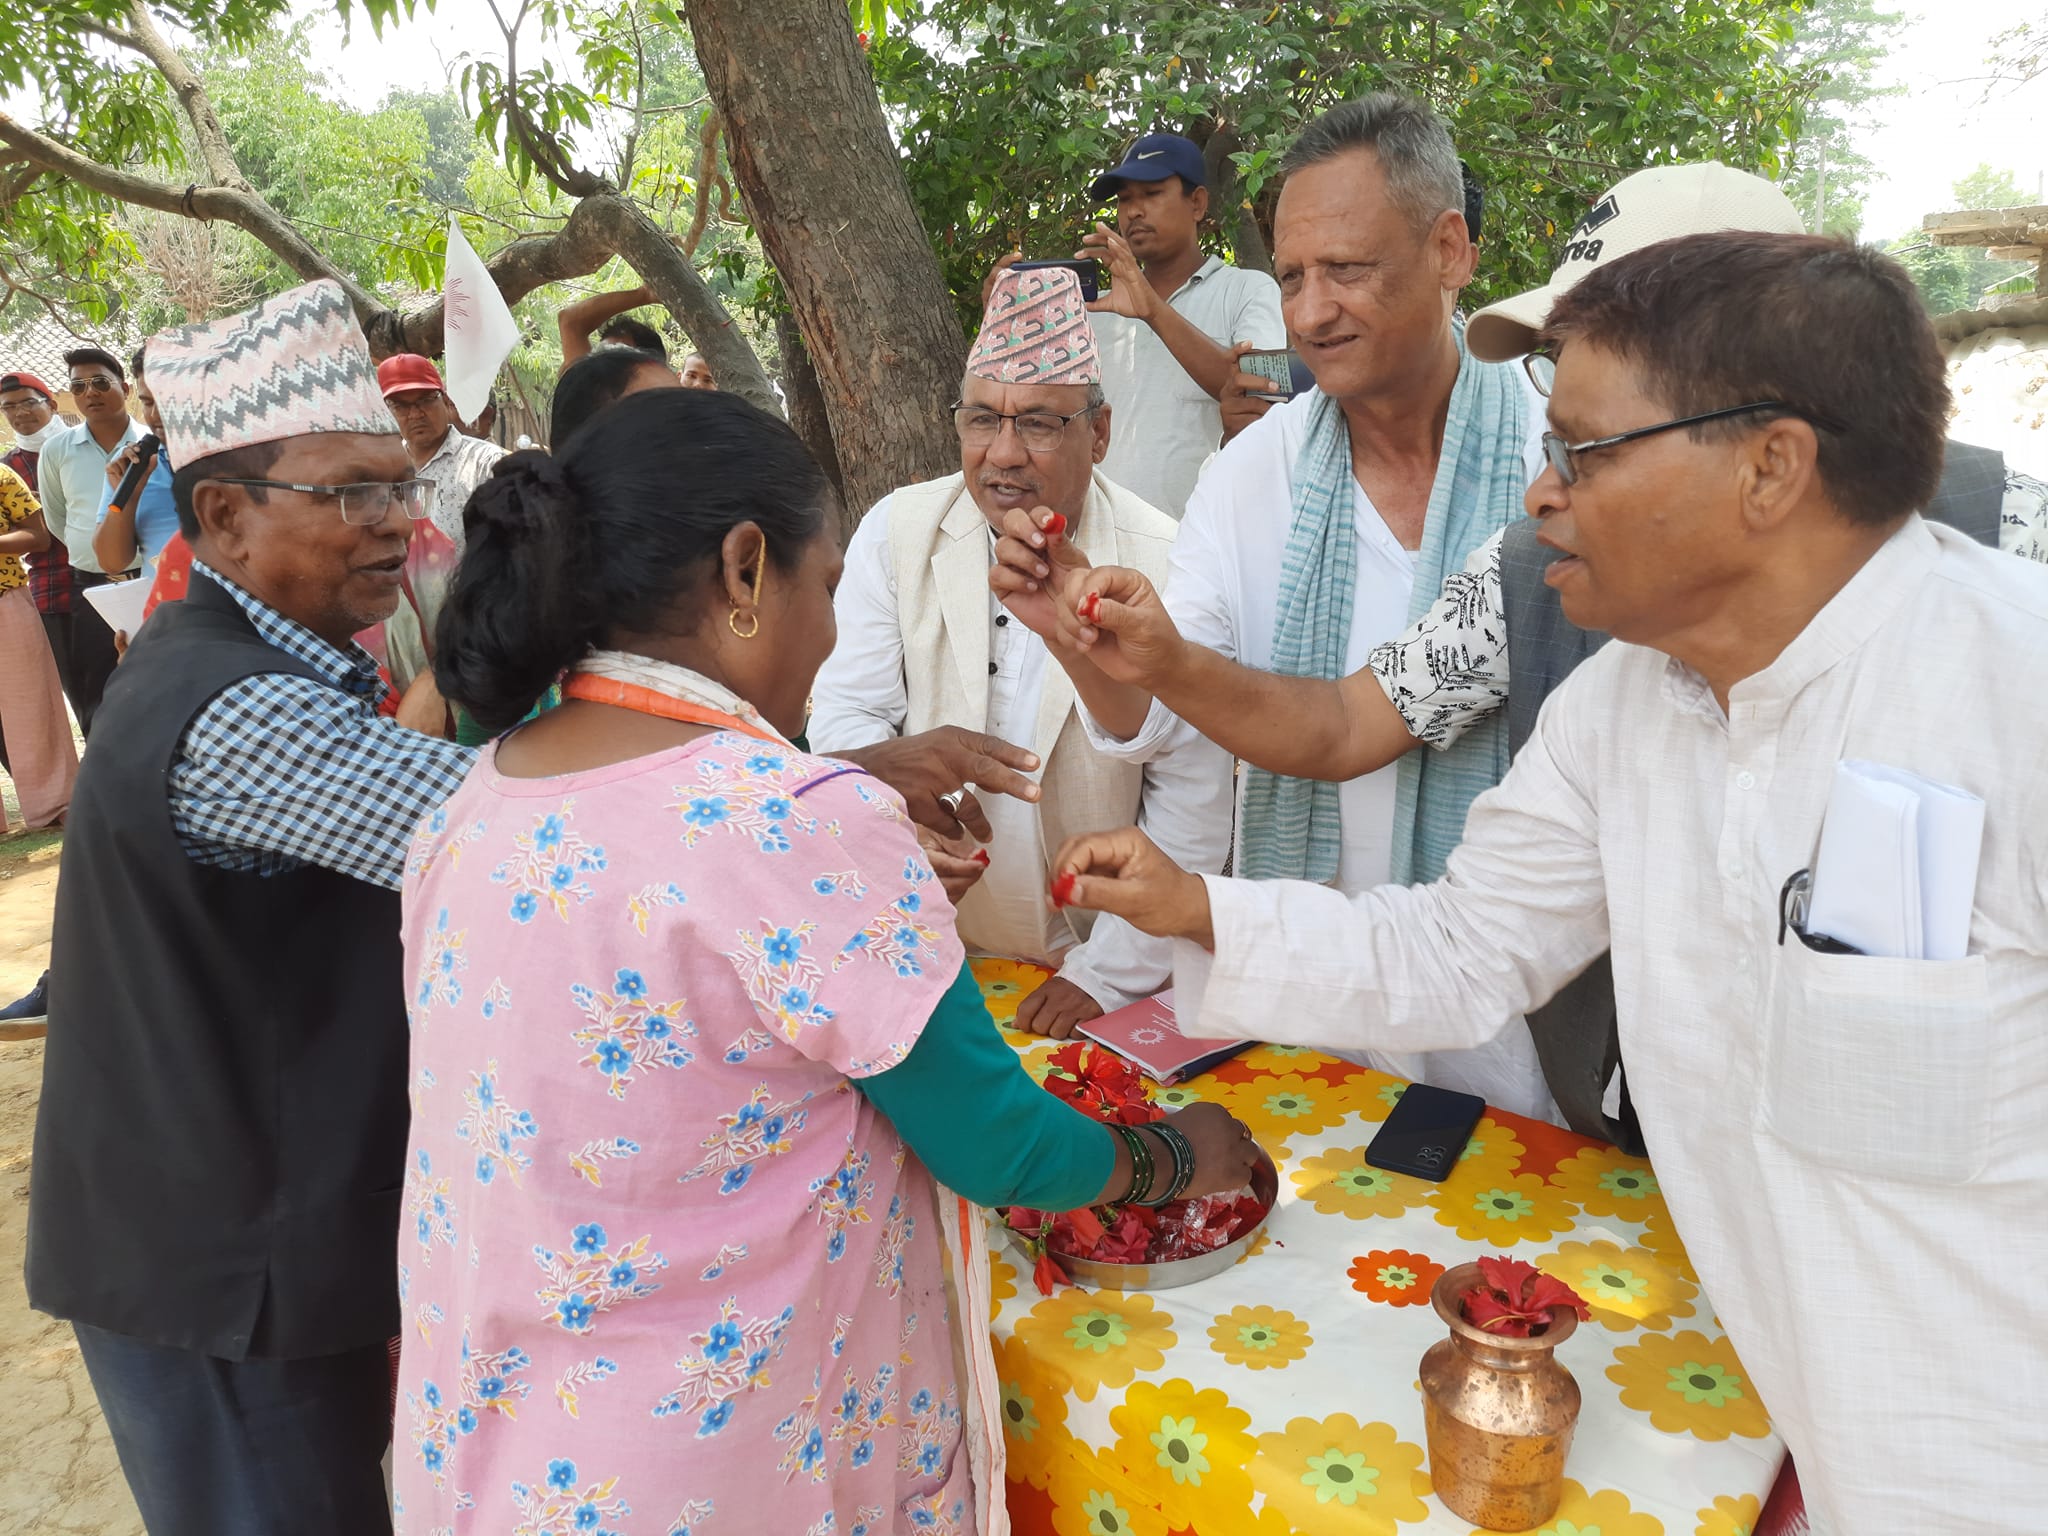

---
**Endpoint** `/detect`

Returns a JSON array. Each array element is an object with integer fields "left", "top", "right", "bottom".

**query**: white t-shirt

[
  {"left": 1092, "top": 256, "right": 1284, "bottom": 520},
  {"left": 1079, "top": 384, "right": 1559, "bottom": 1118}
]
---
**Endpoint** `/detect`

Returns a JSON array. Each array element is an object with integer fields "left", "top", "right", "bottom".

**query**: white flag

[{"left": 440, "top": 216, "right": 519, "bottom": 421}]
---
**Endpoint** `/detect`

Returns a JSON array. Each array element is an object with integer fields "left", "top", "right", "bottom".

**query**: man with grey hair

[
  {"left": 811, "top": 265, "right": 1233, "bottom": 1040},
  {"left": 992, "top": 92, "right": 1556, "bottom": 1116}
]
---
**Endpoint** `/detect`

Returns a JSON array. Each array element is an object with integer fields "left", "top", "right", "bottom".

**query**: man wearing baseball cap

[
  {"left": 377, "top": 350, "right": 505, "bottom": 547},
  {"left": 1061, "top": 130, "right": 1282, "bottom": 518},
  {"left": 28, "top": 280, "right": 477, "bottom": 1535}
]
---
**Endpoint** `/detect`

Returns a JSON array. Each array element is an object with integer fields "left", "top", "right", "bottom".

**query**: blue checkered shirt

[{"left": 167, "top": 563, "right": 477, "bottom": 887}]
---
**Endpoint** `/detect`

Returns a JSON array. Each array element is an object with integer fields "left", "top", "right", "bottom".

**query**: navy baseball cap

[{"left": 1090, "top": 133, "right": 1207, "bottom": 202}]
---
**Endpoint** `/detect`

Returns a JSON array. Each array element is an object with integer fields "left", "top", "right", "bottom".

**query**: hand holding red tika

[
  {"left": 989, "top": 502, "right": 1097, "bottom": 647},
  {"left": 1046, "top": 826, "right": 1215, "bottom": 950}
]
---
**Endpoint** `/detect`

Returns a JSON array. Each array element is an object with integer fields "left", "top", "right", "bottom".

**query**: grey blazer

[{"left": 1500, "top": 441, "right": 2010, "bottom": 1148}]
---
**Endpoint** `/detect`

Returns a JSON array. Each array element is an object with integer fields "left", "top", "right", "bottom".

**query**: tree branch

[
  {"left": 119, "top": 0, "right": 252, "bottom": 193},
  {"left": 0, "top": 108, "right": 377, "bottom": 311},
  {"left": 682, "top": 112, "right": 721, "bottom": 257},
  {"left": 491, "top": 0, "right": 606, "bottom": 199},
  {"left": 573, "top": 189, "right": 779, "bottom": 415}
]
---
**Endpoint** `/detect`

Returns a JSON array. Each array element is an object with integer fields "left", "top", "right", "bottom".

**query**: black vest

[
  {"left": 1498, "top": 442, "right": 2009, "bottom": 1147},
  {"left": 27, "top": 576, "right": 410, "bottom": 1359}
]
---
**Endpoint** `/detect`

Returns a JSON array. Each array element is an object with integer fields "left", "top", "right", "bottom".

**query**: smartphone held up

[{"left": 1012, "top": 258, "right": 1103, "bottom": 303}]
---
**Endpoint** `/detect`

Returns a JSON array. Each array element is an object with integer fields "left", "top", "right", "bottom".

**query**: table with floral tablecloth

[{"left": 971, "top": 958, "right": 1784, "bottom": 1536}]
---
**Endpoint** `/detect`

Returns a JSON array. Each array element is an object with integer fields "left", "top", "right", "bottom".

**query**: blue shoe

[{"left": 0, "top": 971, "right": 48, "bottom": 1038}]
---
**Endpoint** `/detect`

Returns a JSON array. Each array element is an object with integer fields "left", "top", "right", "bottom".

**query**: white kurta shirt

[
  {"left": 1173, "top": 517, "right": 2048, "bottom": 1534},
  {"left": 1080, "top": 385, "right": 1558, "bottom": 1118},
  {"left": 809, "top": 492, "right": 1235, "bottom": 1011},
  {"left": 413, "top": 426, "right": 507, "bottom": 547}
]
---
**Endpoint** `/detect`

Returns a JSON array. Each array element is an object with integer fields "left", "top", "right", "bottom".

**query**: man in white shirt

[
  {"left": 1071, "top": 132, "right": 1284, "bottom": 518},
  {"left": 374, "top": 353, "right": 506, "bottom": 547},
  {"left": 1048, "top": 230, "right": 2048, "bottom": 1535},
  {"left": 810, "top": 265, "right": 1232, "bottom": 1038},
  {"left": 994, "top": 93, "right": 1556, "bottom": 1117},
  {"left": 37, "top": 346, "right": 142, "bottom": 735}
]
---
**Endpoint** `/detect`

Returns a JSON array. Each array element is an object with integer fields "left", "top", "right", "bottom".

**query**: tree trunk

[
  {"left": 775, "top": 309, "right": 847, "bottom": 516},
  {"left": 683, "top": 0, "right": 966, "bottom": 520}
]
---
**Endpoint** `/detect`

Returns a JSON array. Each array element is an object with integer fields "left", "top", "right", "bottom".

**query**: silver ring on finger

[{"left": 939, "top": 789, "right": 967, "bottom": 817}]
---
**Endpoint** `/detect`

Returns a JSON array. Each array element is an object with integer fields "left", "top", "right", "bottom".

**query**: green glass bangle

[
  {"left": 1113, "top": 1122, "right": 1155, "bottom": 1204},
  {"left": 1153, "top": 1120, "right": 1196, "bottom": 1204}
]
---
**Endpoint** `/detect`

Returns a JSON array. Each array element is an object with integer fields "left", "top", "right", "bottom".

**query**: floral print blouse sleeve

[
  {"left": 2000, "top": 470, "right": 2048, "bottom": 566},
  {"left": 713, "top": 751, "right": 966, "bottom": 1080},
  {"left": 1365, "top": 526, "right": 1509, "bottom": 751}
]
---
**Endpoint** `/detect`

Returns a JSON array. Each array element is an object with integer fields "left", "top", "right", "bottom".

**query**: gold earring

[{"left": 727, "top": 552, "right": 765, "bottom": 639}]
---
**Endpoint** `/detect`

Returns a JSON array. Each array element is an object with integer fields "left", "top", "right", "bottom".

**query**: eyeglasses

[
  {"left": 67, "top": 374, "right": 121, "bottom": 395},
  {"left": 951, "top": 402, "right": 1100, "bottom": 453},
  {"left": 1523, "top": 353, "right": 1838, "bottom": 487},
  {"left": 203, "top": 478, "right": 432, "bottom": 526}
]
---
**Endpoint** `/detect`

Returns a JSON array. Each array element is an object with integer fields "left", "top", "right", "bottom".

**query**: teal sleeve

[{"left": 858, "top": 959, "right": 1116, "bottom": 1211}]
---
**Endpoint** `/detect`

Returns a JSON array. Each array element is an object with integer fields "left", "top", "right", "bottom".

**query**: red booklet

[{"left": 1076, "top": 990, "right": 1252, "bottom": 1086}]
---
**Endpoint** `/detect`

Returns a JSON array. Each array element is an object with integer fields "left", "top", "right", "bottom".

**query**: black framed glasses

[
  {"left": 1524, "top": 352, "right": 1840, "bottom": 486},
  {"left": 203, "top": 477, "right": 432, "bottom": 526},
  {"left": 1538, "top": 404, "right": 1814, "bottom": 486},
  {"left": 950, "top": 401, "right": 1100, "bottom": 453}
]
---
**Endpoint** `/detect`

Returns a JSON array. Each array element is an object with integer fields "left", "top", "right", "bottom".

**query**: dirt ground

[{"left": 0, "top": 831, "right": 145, "bottom": 1536}]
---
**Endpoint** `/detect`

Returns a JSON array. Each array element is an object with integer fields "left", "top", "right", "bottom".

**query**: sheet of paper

[
  {"left": 1808, "top": 763, "right": 1922, "bottom": 958},
  {"left": 1836, "top": 759, "right": 1986, "bottom": 962},
  {"left": 81, "top": 577, "right": 151, "bottom": 639}
]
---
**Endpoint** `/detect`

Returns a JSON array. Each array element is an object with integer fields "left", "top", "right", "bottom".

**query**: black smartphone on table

[
  {"left": 1364, "top": 1082, "right": 1486, "bottom": 1182},
  {"left": 1011, "top": 258, "right": 1102, "bottom": 302},
  {"left": 1239, "top": 347, "right": 1312, "bottom": 403}
]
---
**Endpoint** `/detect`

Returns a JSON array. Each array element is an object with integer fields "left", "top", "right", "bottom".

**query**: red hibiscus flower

[{"left": 1458, "top": 1255, "right": 1592, "bottom": 1337}]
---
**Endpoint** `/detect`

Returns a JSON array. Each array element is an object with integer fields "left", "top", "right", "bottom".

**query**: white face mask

[{"left": 8, "top": 418, "right": 58, "bottom": 452}]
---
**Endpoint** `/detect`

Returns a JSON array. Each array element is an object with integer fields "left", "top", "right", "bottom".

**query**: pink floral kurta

[{"left": 394, "top": 732, "right": 974, "bottom": 1536}]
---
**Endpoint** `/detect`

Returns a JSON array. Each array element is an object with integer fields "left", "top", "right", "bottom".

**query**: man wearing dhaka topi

[{"left": 809, "top": 265, "right": 1232, "bottom": 1039}]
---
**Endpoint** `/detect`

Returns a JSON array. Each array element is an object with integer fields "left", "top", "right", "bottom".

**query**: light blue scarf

[{"left": 1237, "top": 323, "right": 1528, "bottom": 886}]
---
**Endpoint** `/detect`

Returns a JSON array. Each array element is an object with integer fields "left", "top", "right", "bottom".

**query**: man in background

[
  {"left": 557, "top": 284, "right": 670, "bottom": 368},
  {"left": 93, "top": 343, "right": 179, "bottom": 577},
  {"left": 35, "top": 347, "right": 142, "bottom": 735},
  {"left": 990, "top": 133, "right": 1284, "bottom": 519},
  {"left": 1080, "top": 131, "right": 1284, "bottom": 518},
  {"left": 679, "top": 350, "right": 717, "bottom": 389}
]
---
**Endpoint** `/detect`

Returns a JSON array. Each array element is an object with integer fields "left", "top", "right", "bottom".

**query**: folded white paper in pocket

[
  {"left": 1807, "top": 759, "right": 1985, "bottom": 961},
  {"left": 81, "top": 576, "right": 151, "bottom": 640}
]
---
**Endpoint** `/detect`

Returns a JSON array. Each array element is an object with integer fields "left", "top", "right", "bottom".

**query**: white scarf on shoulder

[{"left": 574, "top": 649, "right": 793, "bottom": 747}]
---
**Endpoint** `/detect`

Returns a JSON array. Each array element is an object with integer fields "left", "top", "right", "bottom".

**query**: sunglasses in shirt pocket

[{"left": 1756, "top": 937, "right": 1992, "bottom": 1185}]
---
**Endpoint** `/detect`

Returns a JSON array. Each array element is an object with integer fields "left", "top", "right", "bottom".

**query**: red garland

[{"left": 1005, "top": 1042, "right": 1264, "bottom": 1292}]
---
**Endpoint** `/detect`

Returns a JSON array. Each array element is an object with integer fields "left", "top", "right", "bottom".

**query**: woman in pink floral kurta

[{"left": 398, "top": 734, "right": 972, "bottom": 1533}]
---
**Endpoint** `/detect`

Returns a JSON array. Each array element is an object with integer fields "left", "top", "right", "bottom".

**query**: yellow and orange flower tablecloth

[{"left": 972, "top": 958, "right": 1783, "bottom": 1536}]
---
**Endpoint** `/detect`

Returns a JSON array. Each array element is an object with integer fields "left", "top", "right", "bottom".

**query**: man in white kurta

[
  {"left": 810, "top": 265, "right": 1232, "bottom": 1038},
  {"left": 994, "top": 95, "right": 1557, "bottom": 1119},
  {"left": 1049, "top": 232, "right": 2048, "bottom": 1533}
]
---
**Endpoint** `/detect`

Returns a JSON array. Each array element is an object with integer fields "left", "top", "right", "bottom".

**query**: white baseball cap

[{"left": 1467, "top": 163, "right": 1807, "bottom": 363}]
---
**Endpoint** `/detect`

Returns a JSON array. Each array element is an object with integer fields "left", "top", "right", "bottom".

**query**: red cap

[
  {"left": 376, "top": 354, "right": 445, "bottom": 398},
  {"left": 0, "top": 371, "right": 55, "bottom": 401}
]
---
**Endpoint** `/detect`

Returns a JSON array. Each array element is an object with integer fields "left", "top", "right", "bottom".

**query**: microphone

[{"left": 111, "top": 433, "right": 162, "bottom": 513}]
